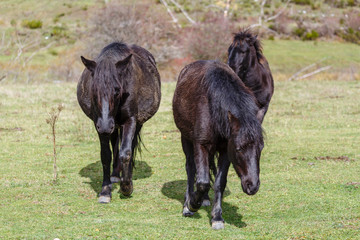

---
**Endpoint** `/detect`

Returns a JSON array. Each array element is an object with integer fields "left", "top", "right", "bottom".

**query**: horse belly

[{"left": 77, "top": 71, "right": 92, "bottom": 119}]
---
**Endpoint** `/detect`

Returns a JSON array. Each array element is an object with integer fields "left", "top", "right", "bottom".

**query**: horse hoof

[
  {"left": 212, "top": 221, "right": 225, "bottom": 230},
  {"left": 202, "top": 199, "right": 211, "bottom": 207},
  {"left": 182, "top": 206, "right": 194, "bottom": 217},
  {"left": 120, "top": 181, "right": 133, "bottom": 197},
  {"left": 98, "top": 195, "right": 111, "bottom": 204},
  {"left": 110, "top": 176, "right": 120, "bottom": 183}
]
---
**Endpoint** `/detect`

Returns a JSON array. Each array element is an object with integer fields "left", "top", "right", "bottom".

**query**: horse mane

[
  {"left": 204, "top": 62, "right": 263, "bottom": 143},
  {"left": 91, "top": 42, "right": 132, "bottom": 106},
  {"left": 232, "top": 29, "right": 263, "bottom": 61}
]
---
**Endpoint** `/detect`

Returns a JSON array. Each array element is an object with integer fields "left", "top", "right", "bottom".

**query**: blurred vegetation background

[{"left": 0, "top": 0, "right": 359, "bottom": 83}]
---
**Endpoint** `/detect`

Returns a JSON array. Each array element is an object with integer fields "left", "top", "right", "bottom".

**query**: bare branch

[
  {"left": 265, "top": 0, "right": 291, "bottom": 22},
  {"left": 224, "top": 0, "right": 232, "bottom": 18},
  {"left": 24, "top": 41, "right": 55, "bottom": 66},
  {"left": 250, "top": 0, "right": 291, "bottom": 34},
  {"left": 168, "top": 0, "right": 196, "bottom": 25},
  {"left": 159, "top": 0, "right": 181, "bottom": 28}
]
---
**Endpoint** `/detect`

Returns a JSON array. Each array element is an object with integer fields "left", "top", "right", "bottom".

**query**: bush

[
  {"left": 182, "top": 12, "right": 234, "bottom": 62},
  {"left": 293, "top": 27, "right": 307, "bottom": 38},
  {"left": 22, "top": 19, "right": 42, "bottom": 29},
  {"left": 293, "top": 0, "right": 312, "bottom": 5},
  {"left": 87, "top": 1, "right": 180, "bottom": 66},
  {"left": 303, "top": 30, "right": 319, "bottom": 40}
]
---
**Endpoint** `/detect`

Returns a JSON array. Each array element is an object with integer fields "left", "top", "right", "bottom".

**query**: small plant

[
  {"left": 22, "top": 19, "right": 43, "bottom": 29},
  {"left": 303, "top": 30, "right": 319, "bottom": 40},
  {"left": 46, "top": 103, "right": 64, "bottom": 182}
]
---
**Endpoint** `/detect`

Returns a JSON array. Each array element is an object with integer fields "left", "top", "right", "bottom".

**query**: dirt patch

[
  {"left": 315, "top": 156, "right": 355, "bottom": 162},
  {"left": 0, "top": 127, "right": 24, "bottom": 132}
]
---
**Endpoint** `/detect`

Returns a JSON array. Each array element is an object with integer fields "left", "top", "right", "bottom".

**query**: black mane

[
  {"left": 91, "top": 42, "right": 131, "bottom": 105},
  {"left": 204, "top": 62, "right": 263, "bottom": 142}
]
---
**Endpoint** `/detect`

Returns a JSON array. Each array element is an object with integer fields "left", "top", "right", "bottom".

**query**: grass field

[{"left": 0, "top": 79, "right": 359, "bottom": 239}]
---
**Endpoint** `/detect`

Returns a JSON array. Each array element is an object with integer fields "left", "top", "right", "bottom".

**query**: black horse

[
  {"left": 173, "top": 60, "right": 264, "bottom": 229},
  {"left": 77, "top": 42, "right": 161, "bottom": 203},
  {"left": 227, "top": 29, "right": 274, "bottom": 123}
]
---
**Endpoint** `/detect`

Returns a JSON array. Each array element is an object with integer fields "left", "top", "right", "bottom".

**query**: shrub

[
  {"left": 293, "top": 27, "right": 307, "bottom": 38},
  {"left": 87, "top": 1, "right": 180, "bottom": 66},
  {"left": 182, "top": 12, "right": 234, "bottom": 62},
  {"left": 303, "top": 30, "right": 319, "bottom": 40},
  {"left": 22, "top": 19, "right": 42, "bottom": 29},
  {"left": 293, "top": 0, "right": 312, "bottom": 5}
]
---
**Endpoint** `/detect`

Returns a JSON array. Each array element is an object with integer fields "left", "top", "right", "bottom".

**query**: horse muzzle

[
  {"left": 241, "top": 178, "right": 260, "bottom": 195},
  {"left": 96, "top": 118, "right": 115, "bottom": 135}
]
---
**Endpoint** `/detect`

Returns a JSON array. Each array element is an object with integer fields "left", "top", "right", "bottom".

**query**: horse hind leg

[
  {"left": 181, "top": 136, "right": 196, "bottom": 217},
  {"left": 187, "top": 143, "right": 210, "bottom": 213}
]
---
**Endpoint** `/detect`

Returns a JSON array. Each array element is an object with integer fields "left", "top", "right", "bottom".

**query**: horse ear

[
  {"left": 81, "top": 56, "right": 96, "bottom": 73},
  {"left": 228, "top": 111, "right": 241, "bottom": 132},
  {"left": 116, "top": 54, "right": 132, "bottom": 69}
]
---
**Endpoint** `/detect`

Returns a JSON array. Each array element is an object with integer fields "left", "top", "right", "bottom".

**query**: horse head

[
  {"left": 227, "top": 111, "right": 264, "bottom": 195},
  {"left": 227, "top": 31, "right": 258, "bottom": 77},
  {"left": 80, "top": 54, "right": 132, "bottom": 135}
]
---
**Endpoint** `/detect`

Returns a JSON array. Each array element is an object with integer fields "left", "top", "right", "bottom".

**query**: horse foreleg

[
  {"left": 98, "top": 134, "right": 112, "bottom": 203},
  {"left": 110, "top": 129, "right": 121, "bottom": 183},
  {"left": 117, "top": 117, "right": 137, "bottom": 196},
  {"left": 181, "top": 136, "right": 196, "bottom": 216},
  {"left": 188, "top": 143, "right": 210, "bottom": 212},
  {"left": 211, "top": 151, "right": 230, "bottom": 229}
]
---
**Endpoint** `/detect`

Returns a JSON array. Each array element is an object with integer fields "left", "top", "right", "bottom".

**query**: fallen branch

[
  {"left": 296, "top": 66, "right": 332, "bottom": 80},
  {"left": 288, "top": 57, "right": 328, "bottom": 81}
]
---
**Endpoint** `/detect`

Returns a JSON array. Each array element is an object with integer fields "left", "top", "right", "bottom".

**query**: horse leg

[
  {"left": 188, "top": 143, "right": 210, "bottom": 212},
  {"left": 116, "top": 117, "right": 137, "bottom": 196},
  {"left": 211, "top": 151, "right": 230, "bottom": 230},
  {"left": 98, "top": 134, "right": 113, "bottom": 203},
  {"left": 110, "top": 129, "right": 121, "bottom": 183},
  {"left": 181, "top": 136, "right": 196, "bottom": 217},
  {"left": 202, "top": 154, "right": 216, "bottom": 207}
]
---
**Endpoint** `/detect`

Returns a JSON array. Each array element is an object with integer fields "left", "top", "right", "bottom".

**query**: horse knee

[
  {"left": 196, "top": 181, "right": 210, "bottom": 193},
  {"left": 120, "top": 150, "right": 131, "bottom": 163}
]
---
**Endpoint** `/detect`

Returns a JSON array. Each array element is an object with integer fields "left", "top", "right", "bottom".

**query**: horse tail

[
  {"left": 132, "top": 124, "right": 144, "bottom": 168},
  {"left": 209, "top": 153, "right": 217, "bottom": 184}
]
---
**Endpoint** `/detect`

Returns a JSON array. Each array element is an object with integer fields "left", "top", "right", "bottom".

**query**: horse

[
  {"left": 173, "top": 60, "right": 264, "bottom": 229},
  {"left": 77, "top": 42, "right": 161, "bottom": 203},
  {"left": 227, "top": 29, "right": 274, "bottom": 123}
]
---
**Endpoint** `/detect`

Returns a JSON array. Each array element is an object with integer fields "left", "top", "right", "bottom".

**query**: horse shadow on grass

[
  {"left": 79, "top": 160, "right": 152, "bottom": 197},
  {"left": 161, "top": 180, "right": 247, "bottom": 228}
]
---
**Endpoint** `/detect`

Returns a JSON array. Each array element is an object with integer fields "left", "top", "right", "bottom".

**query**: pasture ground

[{"left": 0, "top": 80, "right": 359, "bottom": 239}]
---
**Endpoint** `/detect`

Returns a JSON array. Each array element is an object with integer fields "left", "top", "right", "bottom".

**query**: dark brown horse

[
  {"left": 77, "top": 42, "right": 161, "bottom": 203},
  {"left": 228, "top": 29, "right": 274, "bottom": 123},
  {"left": 173, "top": 60, "right": 264, "bottom": 229}
]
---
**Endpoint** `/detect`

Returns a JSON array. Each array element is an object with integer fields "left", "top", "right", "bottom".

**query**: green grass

[
  {"left": 0, "top": 80, "right": 359, "bottom": 239},
  {"left": 262, "top": 40, "right": 360, "bottom": 75}
]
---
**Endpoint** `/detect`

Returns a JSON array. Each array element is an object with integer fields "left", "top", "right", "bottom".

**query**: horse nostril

[{"left": 96, "top": 123, "right": 101, "bottom": 131}]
